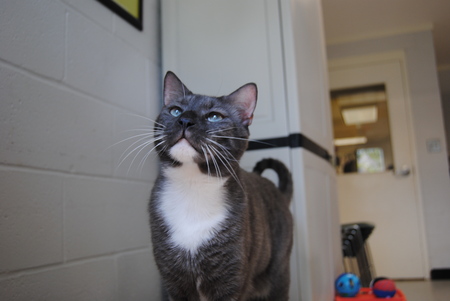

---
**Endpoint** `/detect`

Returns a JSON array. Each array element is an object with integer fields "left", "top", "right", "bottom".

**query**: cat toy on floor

[
  {"left": 370, "top": 277, "right": 397, "bottom": 298},
  {"left": 335, "top": 274, "right": 406, "bottom": 300},
  {"left": 335, "top": 273, "right": 361, "bottom": 297}
]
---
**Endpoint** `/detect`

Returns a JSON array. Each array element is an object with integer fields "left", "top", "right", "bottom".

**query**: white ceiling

[{"left": 321, "top": 0, "right": 450, "bottom": 68}]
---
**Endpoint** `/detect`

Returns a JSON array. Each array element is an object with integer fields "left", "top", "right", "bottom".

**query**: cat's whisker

[
  {"left": 126, "top": 135, "right": 166, "bottom": 175},
  {"left": 209, "top": 145, "right": 243, "bottom": 190},
  {"left": 136, "top": 138, "right": 167, "bottom": 173},
  {"left": 137, "top": 139, "right": 166, "bottom": 175},
  {"left": 138, "top": 145, "right": 156, "bottom": 174},
  {"left": 108, "top": 125, "right": 165, "bottom": 150},
  {"left": 105, "top": 132, "right": 155, "bottom": 151},
  {"left": 211, "top": 135, "right": 249, "bottom": 141},
  {"left": 201, "top": 145, "right": 211, "bottom": 178},
  {"left": 119, "top": 127, "right": 161, "bottom": 134},
  {"left": 205, "top": 145, "right": 222, "bottom": 182},
  {"left": 212, "top": 135, "right": 276, "bottom": 147},
  {"left": 117, "top": 139, "right": 153, "bottom": 173},
  {"left": 118, "top": 112, "right": 166, "bottom": 128},
  {"left": 125, "top": 140, "right": 155, "bottom": 175},
  {"left": 206, "top": 127, "right": 236, "bottom": 134},
  {"left": 117, "top": 134, "right": 163, "bottom": 163},
  {"left": 209, "top": 144, "right": 232, "bottom": 173},
  {"left": 119, "top": 132, "right": 158, "bottom": 141},
  {"left": 208, "top": 147, "right": 221, "bottom": 182},
  {"left": 159, "top": 144, "right": 169, "bottom": 156},
  {"left": 116, "top": 136, "right": 165, "bottom": 172},
  {"left": 214, "top": 75, "right": 224, "bottom": 96},
  {"left": 206, "top": 138, "right": 238, "bottom": 163}
]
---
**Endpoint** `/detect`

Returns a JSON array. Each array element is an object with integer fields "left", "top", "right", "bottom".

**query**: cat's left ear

[{"left": 227, "top": 83, "right": 257, "bottom": 126}]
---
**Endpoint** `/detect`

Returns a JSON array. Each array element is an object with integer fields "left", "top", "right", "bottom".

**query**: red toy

[
  {"left": 335, "top": 287, "right": 406, "bottom": 301},
  {"left": 372, "top": 278, "right": 397, "bottom": 298}
]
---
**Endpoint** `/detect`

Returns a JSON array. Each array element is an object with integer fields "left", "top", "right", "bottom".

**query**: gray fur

[{"left": 149, "top": 71, "right": 293, "bottom": 300}]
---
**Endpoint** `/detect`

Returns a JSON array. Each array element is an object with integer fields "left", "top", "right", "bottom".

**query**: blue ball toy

[{"left": 335, "top": 273, "right": 361, "bottom": 297}]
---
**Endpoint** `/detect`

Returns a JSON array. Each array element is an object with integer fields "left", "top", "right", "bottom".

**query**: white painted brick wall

[
  {"left": 0, "top": 168, "right": 64, "bottom": 272},
  {"left": 0, "top": 259, "right": 117, "bottom": 300},
  {"left": 117, "top": 250, "right": 162, "bottom": 300},
  {"left": 0, "top": 0, "right": 161, "bottom": 300},
  {"left": 64, "top": 177, "right": 151, "bottom": 261},
  {"left": 66, "top": 12, "right": 149, "bottom": 113},
  {"left": 0, "top": 65, "right": 115, "bottom": 175},
  {"left": 0, "top": 1, "right": 66, "bottom": 80}
]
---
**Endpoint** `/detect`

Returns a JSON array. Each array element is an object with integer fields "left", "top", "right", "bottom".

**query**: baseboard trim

[{"left": 431, "top": 268, "right": 450, "bottom": 280}]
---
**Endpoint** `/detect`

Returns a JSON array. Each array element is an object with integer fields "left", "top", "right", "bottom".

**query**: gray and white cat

[{"left": 149, "top": 71, "right": 293, "bottom": 301}]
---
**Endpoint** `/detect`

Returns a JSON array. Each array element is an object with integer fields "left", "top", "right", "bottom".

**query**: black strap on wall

[{"left": 247, "top": 133, "right": 332, "bottom": 163}]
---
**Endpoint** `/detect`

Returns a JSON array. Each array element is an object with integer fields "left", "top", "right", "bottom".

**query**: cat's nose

[{"left": 178, "top": 117, "right": 195, "bottom": 129}]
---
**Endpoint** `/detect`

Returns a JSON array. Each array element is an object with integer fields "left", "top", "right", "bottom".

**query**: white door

[
  {"left": 162, "top": 0, "right": 297, "bottom": 297},
  {"left": 162, "top": 0, "right": 289, "bottom": 140},
  {"left": 329, "top": 54, "right": 427, "bottom": 279},
  {"left": 162, "top": 1, "right": 339, "bottom": 299}
]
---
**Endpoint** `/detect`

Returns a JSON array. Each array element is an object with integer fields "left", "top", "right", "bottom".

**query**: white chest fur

[{"left": 158, "top": 163, "right": 229, "bottom": 253}]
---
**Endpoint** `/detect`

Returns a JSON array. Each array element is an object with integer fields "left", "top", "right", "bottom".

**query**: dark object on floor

[
  {"left": 341, "top": 222, "right": 376, "bottom": 287},
  {"left": 431, "top": 268, "right": 450, "bottom": 280}
]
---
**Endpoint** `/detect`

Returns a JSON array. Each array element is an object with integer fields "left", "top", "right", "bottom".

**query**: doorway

[
  {"left": 329, "top": 53, "right": 427, "bottom": 279},
  {"left": 331, "top": 84, "right": 394, "bottom": 175}
]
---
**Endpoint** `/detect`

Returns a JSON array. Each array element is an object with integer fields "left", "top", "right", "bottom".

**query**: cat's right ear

[{"left": 163, "top": 71, "right": 192, "bottom": 106}]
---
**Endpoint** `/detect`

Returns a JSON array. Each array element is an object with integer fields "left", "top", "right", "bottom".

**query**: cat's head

[{"left": 154, "top": 71, "right": 257, "bottom": 175}]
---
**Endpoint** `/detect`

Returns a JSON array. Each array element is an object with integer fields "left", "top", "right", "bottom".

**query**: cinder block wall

[{"left": 0, "top": 1, "right": 162, "bottom": 300}]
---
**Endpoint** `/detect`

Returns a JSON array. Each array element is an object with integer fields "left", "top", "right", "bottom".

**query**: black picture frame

[{"left": 97, "top": 0, "right": 143, "bottom": 31}]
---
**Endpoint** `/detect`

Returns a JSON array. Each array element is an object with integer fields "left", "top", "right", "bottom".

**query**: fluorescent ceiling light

[
  {"left": 334, "top": 136, "right": 368, "bottom": 146},
  {"left": 336, "top": 91, "right": 386, "bottom": 107},
  {"left": 341, "top": 105, "right": 378, "bottom": 125}
]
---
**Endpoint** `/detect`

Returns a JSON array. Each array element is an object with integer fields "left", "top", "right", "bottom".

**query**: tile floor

[{"left": 396, "top": 280, "right": 450, "bottom": 301}]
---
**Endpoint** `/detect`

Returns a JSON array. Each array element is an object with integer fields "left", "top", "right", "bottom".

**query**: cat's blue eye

[
  {"left": 170, "top": 107, "right": 182, "bottom": 117},
  {"left": 207, "top": 112, "right": 224, "bottom": 122}
]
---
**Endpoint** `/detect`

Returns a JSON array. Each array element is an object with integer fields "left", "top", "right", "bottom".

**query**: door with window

[{"left": 329, "top": 54, "right": 427, "bottom": 279}]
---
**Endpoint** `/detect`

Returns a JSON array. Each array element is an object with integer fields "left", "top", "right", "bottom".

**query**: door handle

[{"left": 394, "top": 164, "right": 411, "bottom": 177}]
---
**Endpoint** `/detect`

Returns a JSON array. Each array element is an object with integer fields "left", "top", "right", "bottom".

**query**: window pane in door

[{"left": 330, "top": 85, "right": 394, "bottom": 174}]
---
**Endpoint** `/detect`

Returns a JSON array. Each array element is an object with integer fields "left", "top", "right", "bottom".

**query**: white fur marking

[
  {"left": 169, "top": 138, "right": 197, "bottom": 163},
  {"left": 159, "top": 164, "right": 229, "bottom": 253}
]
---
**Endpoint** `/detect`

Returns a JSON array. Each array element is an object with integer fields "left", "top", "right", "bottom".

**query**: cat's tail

[{"left": 253, "top": 158, "right": 293, "bottom": 201}]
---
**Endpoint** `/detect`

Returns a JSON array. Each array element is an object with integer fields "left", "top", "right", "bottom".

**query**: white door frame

[{"left": 329, "top": 51, "right": 429, "bottom": 278}]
